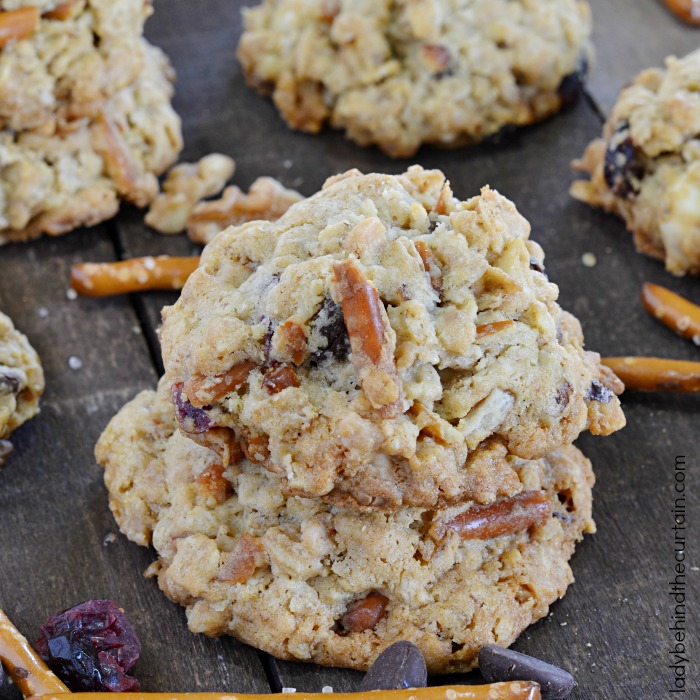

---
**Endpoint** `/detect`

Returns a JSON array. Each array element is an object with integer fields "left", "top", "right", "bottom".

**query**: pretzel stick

[
  {"left": 30, "top": 685, "right": 542, "bottom": 700},
  {"left": 661, "top": 0, "right": 700, "bottom": 25},
  {"left": 601, "top": 357, "right": 700, "bottom": 392},
  {"left": 641, "top": 283, "right": 700, "bottom": 344},
  {"left": 71, "top": 257, "right": 199, "bottom": 297},
  {"left": 0, "top": 7, "right": 40, "bottom": 47},
  {"left": 0, "top": 609, "right": 68, "bottom": 697}
]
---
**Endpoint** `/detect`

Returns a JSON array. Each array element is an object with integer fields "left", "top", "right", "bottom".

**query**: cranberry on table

[{"left": 36, "top": 600, "right": 141, "bottom": 692}]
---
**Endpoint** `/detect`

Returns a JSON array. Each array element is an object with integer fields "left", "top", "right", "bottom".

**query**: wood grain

[{"left": 1, "top": 1, "right": 699, "bottom": 699}]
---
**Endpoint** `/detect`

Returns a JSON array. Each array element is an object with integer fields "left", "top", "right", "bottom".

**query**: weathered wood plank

[
  {"left": 586, "top": 0, "right": 700, "bottom": 115},
  {"left": 1, "top": 1, "right": 696, "bottom": 698}
]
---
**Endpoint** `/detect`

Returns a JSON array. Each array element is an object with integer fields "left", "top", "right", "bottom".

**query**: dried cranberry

[
  {"left": 172, "top": 382, "right": 211, "bottom": 433},
  {"left": 36, "top": 600, "right": 141, "bottom": 692},
  {"left": 557, "top": 54, "right": 588, "bottom": 107},
  {"left": 312, "top": 298, "right": 350, "bottom": 364},
  {"left": 586, "top": 379, "right": 613, "bottom": 403},
  {"left": 604, "top": 121, "right": 644, "bottom": 199}
]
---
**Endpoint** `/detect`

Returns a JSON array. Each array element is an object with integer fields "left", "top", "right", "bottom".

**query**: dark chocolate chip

[
  {"left": 312, "top": 298, "right": 350, "bottom": 364},
  {"left": 0, "top": 372, "right": 20, "bottom": 396},
  {"left": 557, "top": 54, "right": 588, "bottom": 107},
  {"left": 359, "top": 641, "right": 427, "bottom": 692},
  {"left": 555, "top": 381, "right": 573, "bottom": 407},
  {"left": 479, "top": 645, "right": 576, "bottom": 700},
  {"left": 529, "top": 258, "right": 546, "bottom": 276},
  {"left": 585, "top": 379, "right": 613, "bottom": 404},
  {"left": 0, "top": 439, "right": 13, "bottom": 467},
  {"left": 604, "top": 120, "right": 645, "bottom": 199}
]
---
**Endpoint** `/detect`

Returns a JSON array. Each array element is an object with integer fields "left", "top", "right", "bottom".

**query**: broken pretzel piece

[
  {"left": 0, "top": 609, "right": 68, "bottom": 698},
  {"left": 476, "top": 320, "right": 515, "bottom": 340},
  {"left": 145, "top": 154, "right": 235, "bottom": 234},
  {"left": 661, "top": 0, "right": 700, "bottom": 25},
  {"left": 340, "top": 591, "right": 389, "bottom": 633},
  {"left": 71, "top": 257, "right": 199, "bottom": 297},
  {"left": 30, "top": 687, "right": 542, "bottom": 700},
  {"left": 187, "top": 177, "right": 304, "bottom": 244},
  {"left": 332, "top": 260, "right": 403, "bottom": 418},
  {"left": 185, "top": 360, "right": 258, "bottom": 408},
  {"left": 602, "top": 357, "right": 700, "bottom": 392},
  {"left": 431, "top": 491, "right": 552, "bottom": 542},
  {"left": 43, "top": 2, "right": 79, "bottom": 20},
  {"left": 641, "top": 283, "right": 700, "bottom": 345},
  {"left": 0, "top": 8, "right": 39, "bottom": 48},
  {"left": 93, "top": 113, "right": 156, "bottom": 207},
  {"left": 216, "top": 532, "right": 265, "bottom": 583},
  {"left": 414, "top": 240, "right": 442, "bottom": 293}
]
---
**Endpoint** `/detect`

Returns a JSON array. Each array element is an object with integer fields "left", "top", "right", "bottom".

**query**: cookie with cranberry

[
  {"left": 572, "top": 49, "right": 700, "bottom": 276},
  {"left": 160, "top": 166, "right": 624, "bottom": 509}
]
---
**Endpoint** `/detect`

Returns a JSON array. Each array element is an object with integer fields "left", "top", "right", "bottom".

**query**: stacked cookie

[
  {"left": 0, "top": 0, "right": 183, "bottom": 244},
  {"left": 97, "top": 167, "right": 625, "bottom": 672}
]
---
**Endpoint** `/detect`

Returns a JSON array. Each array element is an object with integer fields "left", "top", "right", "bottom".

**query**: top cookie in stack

[
  {"left": 0, "top": 0, "right": 183, "bottom": 244},
  {"left": 160, "top": 166, "right": 625, "bottom": 510}
]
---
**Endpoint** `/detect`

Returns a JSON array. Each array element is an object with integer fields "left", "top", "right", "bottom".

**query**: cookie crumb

[
  {"left": 102, "top": 532, "right": 118, "bottom": 546},
  {"left": 66, "top": 288, "right": 78, "bottom": 300},
  {"left": 68, "top": 356, "right": 83, "bottom": 370},
  {"left": 581, "top": 252, "right": 597, "bottom": 267}
]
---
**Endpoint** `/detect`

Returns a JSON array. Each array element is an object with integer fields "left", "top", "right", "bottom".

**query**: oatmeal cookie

[
  {"left": 0, "top": 41, "right": 182, "bottom": 244},
  {"left": 571, "top": 49, "right": 700, "bottom": 276},
  {"left": 160, "top": 167, "right": 624, "bottom": 509},
  {"left": 238, "top": 0, "right": 592, "bottom": 157},
  {"left": 96, "top": 378, "right": 595, "bottom": 673},
  {"left": 0, "top": 311, "right": 44, "bottom": 465},
  {"left": 0, "top": 0, "right": 152, "bottom": 132}
]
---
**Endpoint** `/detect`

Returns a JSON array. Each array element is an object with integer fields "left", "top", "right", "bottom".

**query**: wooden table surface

[{"left": 1, "top": 1, "right": 699, "bottom": 698}]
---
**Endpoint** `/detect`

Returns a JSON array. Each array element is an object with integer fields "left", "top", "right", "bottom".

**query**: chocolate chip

[
  {"left": 0, "top": 371, "right": 21, "bottom": 396},
  {"left": 313, "top": 298, "right": 350, "bottom": 364},
  {"left": 359, "top": 641, "right": 427, "bottom": 692},
  {"left": 586, "top": 379, "right": 613, "bottom": 403},
  {"left": 0, "top": 439, "right": 13, "bottom": 467},
  {"left": 555, "top": 382, "right": 573, "bottom": 407},
  {"left": 557, "top": 54, "right": 588, "bottom": 107},
  {"left": 479, "top": 645, "right": 576, "bottom": 700},
  {"left": 529, "top": 258, "right": 547, "bottom": 277},
  {"left": 604, "top": 121, "right": 645, "bottom": 199}
]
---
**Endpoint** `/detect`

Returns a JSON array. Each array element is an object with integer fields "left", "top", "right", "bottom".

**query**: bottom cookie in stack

[
  {"left": 0, "top": 311, "right": 44, "bottom": 466},
  {"left": 96, "top": 378, "right": 595, "bottom": 673}
]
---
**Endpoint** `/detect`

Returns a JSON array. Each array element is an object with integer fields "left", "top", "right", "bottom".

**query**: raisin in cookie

[
  {"left": 160, "top": 167, "right": 624, "bottom": 509},
  {"left": 0, "top": 311, "right": 44, "bottom": 465},
  {"left": 238, "top": 0, "right": 592, "bottom": 157},
  {"left": 96, "top": 378, "right": 595, "bottom": 673},
  {"left": 0, "top": 41, "right": 182, "bottom": 244},
  {"left": 0, "top": 0, "right": 151, "bottom": 132},
  {"left": 571, "top": 49, "right": 700, "bottom": 276}
]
